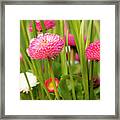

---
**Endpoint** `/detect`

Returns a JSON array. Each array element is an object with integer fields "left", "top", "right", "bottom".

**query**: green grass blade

[
  {"left": 40, "top": 20, "right": 46, "bottom": 34},
  {"left": 32, "top": 20, "right": 38, "bottom": 38},
  {"left": 66, "top": 30, "right": 76, "bottom": 100},
  {"left": 20, "top": 63, "right": 34, "bottom": 100},
  {"left": 59, "top": 20, "right": 68, "bottom": 75},
  {"left": 78, "top": 21, "right": 89, "bottom": 100},
  {"left": 48, "top": 60, "right": 60, "bottom": 100},
  {"left": 20, "top": 20, "right": 29, "bottom": 48},
  {"left": 68, "top": 20, "right": 89, "bottom": 99}
]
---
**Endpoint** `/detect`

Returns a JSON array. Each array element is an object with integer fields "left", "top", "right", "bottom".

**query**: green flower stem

[
  {"left": 31, "top": 60, "right": 45, "bottom": 99},
  {"left": 24, "top": 72, "right": 34, "bottom": 100},
  {"left": 40, "top": 20, "right": 46, "bottom": 34},
  {"left": 43, "top": 60, "right": 50, "bottom": 80},
  {"left": 88, "top": 20, "right": 95, "bottom": 99},
  {"left": 37, "top": 75, "right": 52, "bottom": 100},
  {"left": 66, "top": 30, "right": 76, "bottom": 100},
  {"left": 48, "top": 60, "right": 60, "bottom": 100},
  {"left": 20, "top": 61, "right": 34, "bottom": 100},
  {"left": 93, "top": 61, "right": 100, "bottom": 77},
  {"left": 93, "top": 20, "right": 100, "bottom": 39},
  {"left": 20, "top": 20, "right": 29, "bottom": 47},
  {"left": 89, "top": 61, "right": 95, "bottom": 99},
  {"left": 38, "top": 78, "right": 52, "bottom": 100},
  {"left": 32, "top": 20, "right": 38, "bottom": 38},
  {"left": 79, "top": 21, "right": 89, "bottom": 100},
  {"left": 36, "top": 61, "right": 52, "bottom": 100},
  {"left": 59, "top": 20, "right": 68, "bottom": 75},
  {"left": 69, "top": 66, "right": 76, "bottom": 100},
  {"left": 70, "top": 47, "right": 75, "bottom": 64}
]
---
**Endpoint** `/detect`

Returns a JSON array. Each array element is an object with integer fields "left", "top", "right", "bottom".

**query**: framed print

[{"left": 0, "top": 0, "right": 120, "bottom": 119}]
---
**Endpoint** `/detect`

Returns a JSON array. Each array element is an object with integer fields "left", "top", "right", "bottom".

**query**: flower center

[
  {"left": 40, "top": 39, "right": 48, "bottom": 46},
  {"left": 48, "top": 82, "right": 54, "bottom": 89}
]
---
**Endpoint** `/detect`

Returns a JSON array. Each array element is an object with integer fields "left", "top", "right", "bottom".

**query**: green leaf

[
  {"left": 26, "top": 20, "right": 35, "bottom": 39},
  {"left": 58, "top": 78, "right": 72, "bottom": 100},
  {"left": 75, "top": 80, "right": 84, "bottom": 100},
  {"left": 59, "top": 20, "right": 68, "bottom": 76},
  {"left": 93, "top": 20, "right": 100, "bottom": 39},
  {"left": 94, "top": 87, "right": 100, "bottom": 100},
  {"left": 32, "top": 20, "right": 38, "bottom": 38},
  {"left": 40, "top": 20, "right": 46, "bottom": 34},
  {"left": 20, "top": 92, "right": 31, "bottom": 100},
  {"left": 20, "top": 20, "right": 29, "bottom": 48},
  {"left": 52, "top": 61, "right": 61, "bottom": 79},
  {"left": 68, "top": 20, "right": 89, "bottom": 99},
  {"left": 71, "top": 63, "right": 81, "bottom": 74}
]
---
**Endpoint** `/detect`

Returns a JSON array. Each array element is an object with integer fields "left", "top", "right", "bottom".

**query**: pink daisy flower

[
  {"left": 27, "top": 33, "right": 64, "bottom": 60},
  {"left": 36, "top": 20, "right": 55, "bottom": 32},
  {"left": 86, "top": 40, "right": 100, "bottom": 61}
]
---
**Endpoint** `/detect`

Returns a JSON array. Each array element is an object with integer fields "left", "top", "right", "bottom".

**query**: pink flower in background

[
  {"left": 27, "top": 33, "right": 64, "bottom": 60},
  {"left": 20, "top": 53, "right": 23, "bottom": 61},
  {"left": 35, "top": 20, "right": 42, "bottom": 31},
  {"left": 75, "top": 53, "right": 80, "bottom": 61},
  {"left": 29, "top": 22, "right": 33, "bottom": 32},
  {"left": 93, "top": 77, "right": 100, "bottom": 88},
  {"left": 29, "top": 20, "right": 55, "bottom": 32},
  {"left": 68, "top": 34, "right": 76, "bottom": 46},
  {"left": 64, "top": 34, "right": 87, "bottom": 47},
  {"left": 86, "top": 40, "right": 100, "bottom": 61},
  {"left": 35, "top": 20, "right": 55, "bottom": 32},
  {"left": 84, "top": 35, "right": 87, "bottom": 43}
]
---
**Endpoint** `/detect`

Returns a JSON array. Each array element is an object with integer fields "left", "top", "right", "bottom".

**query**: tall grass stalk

[
  {"left": 68, "top": 20, "right": 89, "bottom": 99},
  {"left": 20, "top": 21, "right": 29, "bottom": 48},
  {"left": 59, "top": 20, "right": 68, "bottom": 75},
  {"left": 32, "top": 20, "right": 38, "bottom": 38},
  {"left": 24, "top": 72, "right": 34, "bottom": 100},
  {"left": 48, "top": 60, "right": 60, "bottom": 100},
  {"left": 21, "top": 62, "right": 34, "bottom": 100},
  {"left": 78, "top": 21, "right": 89, "bottom": 100},
  {"left": 36, "top": 61, "right": 52, "bottom": 100},
  {"left": 40, "top": 20, "right": 46, "bottom": 34},
  {"left": 66, "top": 30, "right": 76, "bottom": 100}
]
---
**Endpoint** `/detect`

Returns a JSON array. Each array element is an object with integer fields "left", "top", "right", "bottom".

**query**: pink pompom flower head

[
  {"left": 86, "top": 40, "right": 100, "bottom": 61},
  {"left": 27, "top": 33, "right": 64, "bottom": 60}
]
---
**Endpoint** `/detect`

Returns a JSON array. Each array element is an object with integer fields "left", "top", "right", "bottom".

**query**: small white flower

[{"left": 20, "top": 72, "right": 39, "bottom": 93}]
